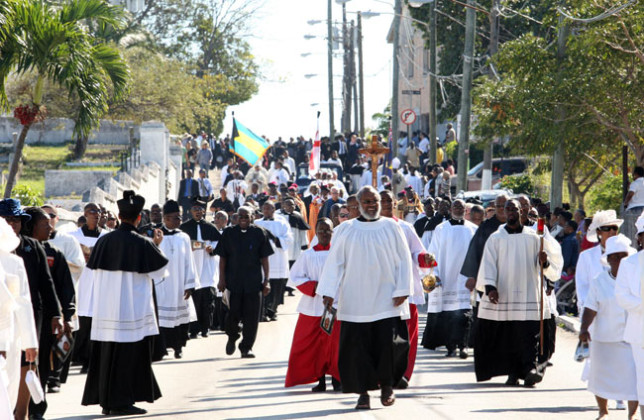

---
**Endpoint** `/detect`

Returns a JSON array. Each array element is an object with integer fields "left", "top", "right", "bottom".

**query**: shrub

[
  {"left": 498, "top": 173, "right": 536, "bottom": 196},
  {"left": 11, "top": 184, "right": 44, "bottom": 206},
  {"left": 586, "top": 174, "right": 622, "bottom": 214}
]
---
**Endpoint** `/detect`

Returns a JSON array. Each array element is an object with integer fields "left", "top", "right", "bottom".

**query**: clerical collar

[
  {"left": 504, "top": 224, "right": 523, "bottom": 234},
  {"left": 264, "top": 217, "right": 274, "bottom": 221},
  {"left": 118, "top": 222, "right": 138, "bottom": 233},
  {"left": 313, "top": 243, "right": 330, "bottom": 251},
  {"left": 449, "top": 218, "right": 464, "bottom": 226},
  {"left": 357, "top": 216, "right": 380, "bottom": 222},
  {"left": 162, "top": 226, "right": 179, "bottom": 235},
  {"left": 82, "top": 225, "right": 101, "bottom": 238}
]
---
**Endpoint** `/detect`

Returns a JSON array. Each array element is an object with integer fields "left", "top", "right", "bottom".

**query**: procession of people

[{"left": 2, "top": 135, "right": 644, "bottom": 419}]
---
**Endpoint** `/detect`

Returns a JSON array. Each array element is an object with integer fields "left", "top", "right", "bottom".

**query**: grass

[{"left": 6, "top": 142, "right": 126, "bottom": 198}]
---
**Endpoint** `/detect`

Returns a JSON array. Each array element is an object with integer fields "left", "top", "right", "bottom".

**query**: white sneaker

[{"left": 615, "top": 400, "right": 626, "bottom": 410}]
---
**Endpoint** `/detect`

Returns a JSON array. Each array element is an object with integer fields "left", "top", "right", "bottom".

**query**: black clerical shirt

[{"left": 215, "top": 225, "right": 274, "bottom": 294}]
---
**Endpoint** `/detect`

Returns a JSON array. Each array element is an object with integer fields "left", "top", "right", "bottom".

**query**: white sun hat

[
  {"left": 601, "top": 234, "right": 637, "bottom": 265},
  {"left": 636, "top": 213, "right": 644, "bottom": 235},
  {"left": 586, "top": 209, "right": 623, "bottom": 243},
  {"left": 0, "top": 218, "right": 19, "bottom": 253}
]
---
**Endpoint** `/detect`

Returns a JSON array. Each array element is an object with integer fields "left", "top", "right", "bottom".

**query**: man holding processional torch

[{"left": 473, "top": 199, "right": 561, "bottom": 387}]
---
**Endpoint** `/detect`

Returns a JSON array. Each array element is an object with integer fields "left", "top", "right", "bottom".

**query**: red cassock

[
  {"left": 285, "top": 279, "right": 341, "bottom": 387},
  {"left": 405, "top": 304, "right": 419, "bottom": 380}
]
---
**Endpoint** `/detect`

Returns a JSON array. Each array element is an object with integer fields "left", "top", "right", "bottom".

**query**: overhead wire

[{"left": 557, "top": 0, "right": 636, "bottom": 23}]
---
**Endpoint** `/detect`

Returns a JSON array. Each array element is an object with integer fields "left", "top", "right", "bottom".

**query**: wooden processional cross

[{"left": 359, "top": 136, "right": 390, "bottom": 188}]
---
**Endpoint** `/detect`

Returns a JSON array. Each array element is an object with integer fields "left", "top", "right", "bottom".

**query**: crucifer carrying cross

[{"left": 358, "top": 135, "right": 390, "bottom": 188}]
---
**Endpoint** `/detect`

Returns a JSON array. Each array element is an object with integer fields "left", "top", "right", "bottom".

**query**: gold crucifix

[{"left": 359, "top": 135, "right": 390, "bottom": 188}]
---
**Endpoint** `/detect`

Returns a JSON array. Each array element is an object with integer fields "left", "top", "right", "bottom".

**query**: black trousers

[
  {"left": 179, "top": 197, "right": 192, "bottom": 222},
  {"left": 190, "top": 287, "right": 215, "bottom": 335},
  {"left": 29, "top": 317, "right": 53, "bottom": 416},
  {"left": 263, "top": 278, "right": 285, "bottom": 317},
  {"left": 211, "top": 295, "right": 228, "bottom": 331},
  {"left": 225, "top": 291, "right": 262, "bottom": 353},
  {"left": 338, "top": 317, "right": 408, "bottom": 394},
  {"left": 422, "top": 309, "right": 471, "bottom": 351}
]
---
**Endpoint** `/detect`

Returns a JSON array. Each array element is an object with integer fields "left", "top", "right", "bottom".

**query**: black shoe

[
  {"left": 505, "top": 375, "right": 519, "bottom": 386},
  {"left": 269, "top": 314, "right": 278, "bottom": 321},
  {"left": 189, "top": 332, "right": 198, "bottom": 339},
  {"left": 288, "top": 291, "right": 295, "bottom": 297},
  {"left": 311, "top": 377, "right": 326, "bottom": 392},
  {"left": 101, "top": 407, "right": 110, "bottom": 415},
  {"left": 47, "top": 384, "right": 61, "bottom": 393},
  {"left": 241, "top": 350, "right": 255, "bottom": 358},
  {"left": 523, "top": 369, "right": 543, "bottom": 387},
  {"left": 260, "top": 316, "right": 270, "bottom": 323},
  {"left": 395, "top": 377, "right": 409, "bottom": 389},
  {"left": 29, "top": 414, "right": 45, "bottom": 420},
  {"left": 201, "top": 331, "right": 208, "bottom": 338},
  {"left": 445, "top": 350, "right": 457, "bottom": 357},
  {"left": 226, "top": 337, "right": 237, "bottom": 355},
  {"left": 331, "top": 377, "right": 342, "bottom": 392},
  {"left": 174, "top": 350, "right": 183, "bottom": 359},
  {"left": 459, "top": 349, "right": 469, "bottom": 359},
  {"left": 108, "top": 405, "right": 147, "bottom": 415},
  {"left": 80, "top": 366, "right": 88, "bottom": 374},
  {"left": 355, "top": 393, "right": 370, "bottom": 410}
]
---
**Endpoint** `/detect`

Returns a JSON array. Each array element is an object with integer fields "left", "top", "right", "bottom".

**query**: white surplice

[
  {"left": 576, "top": 245, "right": 606, "bottom": 313},
  {"left": 287, "top": 248, "right": 331, "bottom": 317},
  {"left": 476, "top": 226, "right": 559, "bottom": 321},
  {"left": 89, "top": 265, "right": 169, "bottom": 343},
  {"left": 155, "top": 231, "right": 197, "bottom": 328},
  {"left": 48, "top": 231, "right": 85, "bottom": 280},
  {"left": 317, "top": 218, "right": 414, "bottom": 322},
  {"left": 255, "top": 216, "right": 293, "bottom": 279},
  {"left": 397, "top": 219, "right": 428, "bottom": 305},
  {"left": 192, "top": 225, "right": 216, "bottom": 289},
  {"left": 426, "top": 220, "right": 477, "bottom": 313}
]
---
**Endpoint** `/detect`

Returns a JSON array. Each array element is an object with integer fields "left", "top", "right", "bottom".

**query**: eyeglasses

[
  {"left": 47, "top": 213, "right": 57, "bottom": 219},
  {"left": 598, "top": 225, "right": 618, "bottom": 232},
  {"left": 360, "top": 200, "right": 380, "bottom": 206},
  {"left": 347, "top": 205, "right": 359, "bottom": 209},
  {"left": 339, "top": 213, "right": 350, "bottom": 218},
  {"left": 87, "top": 209, "right": 101, "bottom": 214}
]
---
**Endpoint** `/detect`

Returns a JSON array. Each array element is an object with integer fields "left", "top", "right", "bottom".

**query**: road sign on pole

[{"left": 400, "top": 108, "right": 417, "bottom": 125}]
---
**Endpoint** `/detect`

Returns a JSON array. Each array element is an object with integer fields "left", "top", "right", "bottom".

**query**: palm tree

[{"left": 0, "top": 0, "right": 130, "bottom": 198}]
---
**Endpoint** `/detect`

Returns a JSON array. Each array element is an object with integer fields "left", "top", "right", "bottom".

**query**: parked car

[
  {"left": 459, "top": 157, "right": 528, "bottom": 191},
  {"left": 295, "top": 162, "right": 346, "bottom": 195},
  {"left": 455, "top": 189, "right": 515, "bottom": 207}
]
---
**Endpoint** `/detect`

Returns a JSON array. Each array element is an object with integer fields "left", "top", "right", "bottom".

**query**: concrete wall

[
  {"left": 45, "top": 170, "right": 115, "bottom": 197},
  {"left": 0, "top": 117, "right": 139, "bottom": 145}
]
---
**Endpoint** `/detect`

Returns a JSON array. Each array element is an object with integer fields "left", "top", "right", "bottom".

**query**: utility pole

[
  {"left": 357, "top": 12, "right": 365, "bottom": 138},
  {"left": 350, "top": 20, "right": 359, "bottom": 134},
  {"left": 456, "top": 0, "right": 476, "bottom": 191},
  {"left": 550, "top": 15, "right": 570, "bottom": 209},
  {"left": 391, "top": 0, "right": 402, "bottom": 156},
  {"left": 327, "top": 0, "right": 335, "bottom": 139},
  {"left": 341, "top": 2, "right": 352, "bottom": 134},
  {"left": 428, "top": 0, "right": 437, "bottom": 165},
  {"left": 482, "top": 0, "right": 500, "bottom": 190}
]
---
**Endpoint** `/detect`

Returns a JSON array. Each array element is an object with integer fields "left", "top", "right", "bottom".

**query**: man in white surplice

[
  {"left": 255, "top": 200, "right": 293, "bottom": 321},
  {"left": 0, "top": 218, "right": 38, "bottom": 416},
  {"left": 317, "top": 185, "right": 413, "bottom": 410},
  {"left": 156, "top": 200, "right": 198, "bottom": 359},
  {"left": 423, "top": 199, "right": 477, "bottom": 358}
]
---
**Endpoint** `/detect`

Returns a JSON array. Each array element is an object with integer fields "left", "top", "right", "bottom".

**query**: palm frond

[{"left": 59, "top": 0, "right": 127, "bottom": 30}]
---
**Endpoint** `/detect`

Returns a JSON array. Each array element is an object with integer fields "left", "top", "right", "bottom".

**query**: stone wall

[
  {"left": 45, "top": 170, "right": 115, "bottom": 197},
  {"left": 0, "top": 117, "right": 138, "bottom": 145}
]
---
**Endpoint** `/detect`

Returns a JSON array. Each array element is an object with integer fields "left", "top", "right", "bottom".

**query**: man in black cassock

[
  {"left": 81, "top": 190, "right": 168, "bottom": 416},
  {"left": 180, "top": 199, "right": 221, "bottom": 338},
  {"left": 216, "top": 206, "right": 273, "bottom": 358}
]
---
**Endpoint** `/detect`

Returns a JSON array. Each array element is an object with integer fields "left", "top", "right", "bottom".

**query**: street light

[
  {"left": 304, "top": 74, "right": 318, "bottom": 79},
  {"left": 303, "top": 34, "right": 317, "bottom": 40}
]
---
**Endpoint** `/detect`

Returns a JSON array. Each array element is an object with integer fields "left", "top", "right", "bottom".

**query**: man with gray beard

[{"left": 317, "top": 186, "right": 414, "bottom": 410}]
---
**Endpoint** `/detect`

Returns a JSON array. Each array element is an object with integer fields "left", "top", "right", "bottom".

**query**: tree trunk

[
  {"left": 73, "top": 134, "right": 89, "bottom": 160},
  {"left": 3, "top": 123, "right": 31, "bottom": 198}
]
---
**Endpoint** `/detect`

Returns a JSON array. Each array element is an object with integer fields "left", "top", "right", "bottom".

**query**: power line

[{"left": 557, "top": 0, "right": 636, "bottom": 23}]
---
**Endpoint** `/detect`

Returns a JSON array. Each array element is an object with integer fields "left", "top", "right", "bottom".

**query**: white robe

[
  {"left": 476, "top": 226, "right": 559, "bottom": 321},
  {"left": 192, "top": 225, "right": 216, "bottom": 289},
  {"left": 576, "top": 245, "right": 606, "bottom": 313},
  {"left": 427, "top": 220, "right": 477, "bottom": 313},
  {"left": 317, "top": 218, "right": 414, "bottom": 322},
  {"left": 48, "top": 231, "right": 85, "bottom": 280},
  {"left": 0, "top": 252, "right": 38, "bottom": 411},
  {"left": 155, "top": 231, "right": 197, "bottom": 328},
  {"left": 287, "top": 248, "right": 332, "bottom": 317},
  {"left": 255, "top": 216, "right": 293, "bottom": 279},
  {"left": 615, "top": 251, "right": 644, "bottom": 347},
  {"left": 70, "top": 228, "right": 107, "bottom": 318},
  {"left": 89, "top": 265, "right": 169, "bottom": 343},
  {"left": 397, "top": 219, "right": 427, "bottom": 305}
]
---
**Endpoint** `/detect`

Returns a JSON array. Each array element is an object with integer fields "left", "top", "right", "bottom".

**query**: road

[{"left": 46, "top": 294, "right": 598, "bottom": 420}]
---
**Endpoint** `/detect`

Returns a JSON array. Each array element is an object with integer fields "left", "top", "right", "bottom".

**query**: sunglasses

[
  {"left": 598, "top": 225, "right": 618, "bottom": 232},
  {"left": 339, "top": 213, "right": 350, "bottom": 218}
]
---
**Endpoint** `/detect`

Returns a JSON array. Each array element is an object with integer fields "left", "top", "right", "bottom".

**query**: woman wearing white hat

[
  {"left": 580, "top": 234, "right": 638, "bottom": 419},
  {"left": 576, "top": 210, "right": 623, "bottom": 315},
  {"left": 616, "top": 214, "right": 644, "bottom": 419}
]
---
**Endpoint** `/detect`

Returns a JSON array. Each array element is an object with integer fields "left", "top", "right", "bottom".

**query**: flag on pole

[
  {"left": 229, "top": 118, "right": 270, "bottom": 166},
  {"left": 309, "top": 111, "right": 321, "bottom": 176}
]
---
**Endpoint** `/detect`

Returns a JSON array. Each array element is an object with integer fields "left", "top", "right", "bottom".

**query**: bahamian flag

[{"left": 229, "top": 118, "right": 270, "bottom": 166}]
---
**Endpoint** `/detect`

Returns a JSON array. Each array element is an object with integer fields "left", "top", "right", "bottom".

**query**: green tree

[{"left": 0, "top": 0, "right": 129, "bottom": 197}]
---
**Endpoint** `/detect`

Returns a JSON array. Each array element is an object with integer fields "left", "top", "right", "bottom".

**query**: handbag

[
  {"left": 574, "top": 340, "right": 589, "bottom": 362},
  {"left": 25, "top": 364, "right": 44, "bottom": 404}
]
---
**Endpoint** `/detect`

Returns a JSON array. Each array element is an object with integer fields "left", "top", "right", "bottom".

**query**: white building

[{"left": 109, "top": 0, "right": 145, "bottom": 13}]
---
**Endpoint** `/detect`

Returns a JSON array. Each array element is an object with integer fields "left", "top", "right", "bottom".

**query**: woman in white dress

[{"left": 579, "top": 234, "right": 639, "bottom": 420}]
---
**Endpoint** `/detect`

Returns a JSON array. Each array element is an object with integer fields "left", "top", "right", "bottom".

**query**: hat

[
  {"left": 587, "top": 210, "right": 623, "bottom": 242},
  {"left": 162, "top": 200, "right": 180, "bottom": 214},
  {"left": 320, "top": 184, "right": 330, "bottom": 192},
  {"left": 405, "top": 185, "right": 413, "bottom": 191},
  {"left": 0, "top": 217, "right": 19, "bottom": 253},
  {"left": 392, "top": 157, "right": 401, "bottom": 170},
  {"left": 601, "top": 234, "right": 636, "bottom": 265},
  {"left": 636, "top": 214, "right": 644, "bottom": 235},
  {"left": 191, "top": 198, "right": 207, "bottom": 208},
  {"left": 117, "top": 190, "right": 145, "bottom": 218},
  {"left": 268, "top": 181, "right": 278, "bottom": 187},
  {"left": 0, "top": 198, "right": 31, "bottom": 222}
]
